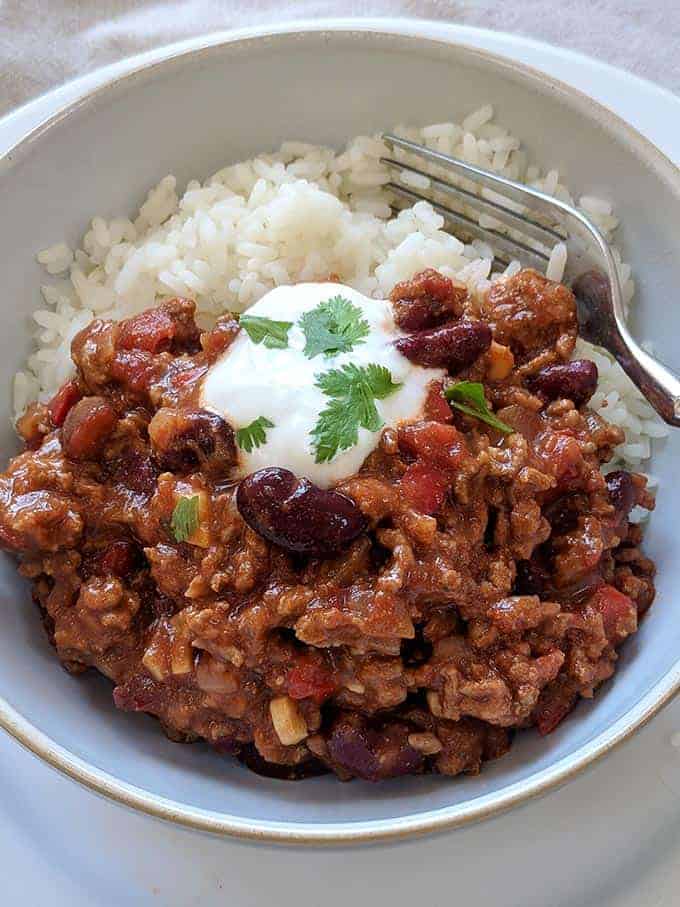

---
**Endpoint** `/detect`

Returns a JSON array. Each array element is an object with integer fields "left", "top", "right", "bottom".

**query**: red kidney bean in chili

[
  {"left": 394, "top": 320, "right": 492, "bottom": 370},
  {"left": 528, "top": 359, "right": 598, "bottom": 407},
  {"left": 48, "top": 379, "right": 82, "bottom": 427},
  {"left": 605, "top": 470, "right": 637, "bottom": 534},
  {"left": 236, "top": 467, "right": 366, "bottom": 556}
]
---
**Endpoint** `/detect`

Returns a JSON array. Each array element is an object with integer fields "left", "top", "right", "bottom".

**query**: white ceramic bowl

[{"left": 1, "top": 25, "right": 679, "bottom": 845}]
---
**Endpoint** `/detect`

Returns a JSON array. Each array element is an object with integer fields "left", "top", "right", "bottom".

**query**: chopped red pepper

[
  {"left": 589, "top": 584, "right": 637, "bottom": 646},
  {"left": 110, "top": 350, "right": 160, "bottom": 396},
  {"left": 47, "top": 379, "right": 82, "bottom": 427},
  {"left": 399, "top": 421, "right": 469, "bottom": 471},
  {"left": 423, "top": 381, "right": 453, "bottom": 423},
  {"left": 117, "top": 308, "right": 176, "bottom": 353},
  {"left": 287, "top": 661, "right": 336, "bottom": 703},
  {"left": 399, "top": 462, "right": 451, "bottom": 515}
]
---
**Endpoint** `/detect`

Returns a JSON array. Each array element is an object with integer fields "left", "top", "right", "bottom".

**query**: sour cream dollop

[{"left": 200, "top": 283, "right": 445, "bottom": 488}]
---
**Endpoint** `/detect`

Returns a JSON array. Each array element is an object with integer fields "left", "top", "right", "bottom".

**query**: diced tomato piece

[
  {"left": 117, "top": 308, "right": 176, "bottom": 353},
  {"left": 47, "top": 379, "right": 82, "bottom": 427},
  {"left": 534, "top": 686, "right": 578, "bottom": 736},
  {"left": 110, "top": 350, "right": 160, "bottom": 396},
  {"left": 399, "top": 462, "right": 451, "bottom": 514},
  {"left": 398, "top": 421, "right": 469, "bottom": 471},
  {"left": 589, "top": 584, "right": 637, "bottom": 646},
  {"left": 287, "top": 661, "right": 336, "bottom": 703},
  {"left": 423, "top": 381, "right": 453, "bottom": 423}
]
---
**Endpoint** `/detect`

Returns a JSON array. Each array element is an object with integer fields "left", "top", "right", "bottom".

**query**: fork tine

[
  {"left": 383, "top": 133, "right": 564, "bottom": 223},
  {"left": 383, "top": 135, "right": 680, "bottom": 427},
  {"left": 381, "top": 156, "right": 564, "bottom": 248},
  {"left": 388, "top": 183, "right": 551, "bottom": 272}
]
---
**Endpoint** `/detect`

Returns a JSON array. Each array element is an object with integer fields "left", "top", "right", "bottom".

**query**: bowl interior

[{"left": 1, "top": 30, "right": 679, "bottom": 837}]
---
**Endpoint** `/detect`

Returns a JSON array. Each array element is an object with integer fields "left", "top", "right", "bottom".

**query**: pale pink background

[{"left": 2, "top": 1, "right": 679, "bottom": 118}]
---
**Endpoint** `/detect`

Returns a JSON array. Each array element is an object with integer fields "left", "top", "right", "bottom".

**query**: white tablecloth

[{"left": 2, "top": 0, "right": 679, "bottom": 118}]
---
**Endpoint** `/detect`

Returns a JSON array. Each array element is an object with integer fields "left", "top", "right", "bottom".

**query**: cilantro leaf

[
  {"left": 363, "top": 363, "right": 403, "bottom": 399},
  {"left": 312, "top": 363, "right": 402, "bottom": 463},
  {"left": 445, "top": 381, "right": 513, "bottom": 435},
  {"left": 236, "top": 416, "right": 274, "bottom": 453},
  {"left": 300, "top": 295, "right": 370, "bottom": 358},
  {"left": 239, "top": 314, "right": 292, "bottom": 349},
  {"left": 310, "top": 397, "right": 360, "bottom": 463},
  {"left": 171, "top": 495, "right": 200, "bottom": 543}
]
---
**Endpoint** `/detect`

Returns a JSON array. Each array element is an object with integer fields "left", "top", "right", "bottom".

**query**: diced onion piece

[
  {"left": 407, "top": 732, "right": 443, "bottom": 755},
  {"left": 270, "top": 696, "right": 308, "bottom": 745},
  {"left": 486, "top": 341, "right": 515, "bottom": 381}
]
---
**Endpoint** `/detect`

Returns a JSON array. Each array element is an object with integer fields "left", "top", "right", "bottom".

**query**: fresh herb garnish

[
  {"left": 236, "top": 416, "right": 274, "bottom": 453},
  {"left": 445, "top": 381, "right": 513, "bottom": 434},
  {"left": 300, "top": 295, "right": 370, "bottom": 359},
  {"left": 239, "top": 314, "right": 293, "bottom": 349},
  {"left": 171, "top": 495, "right": 200, "bottom": 543},
  {"left": 311, "top": 363, "right": 402, "bottom": 463}
]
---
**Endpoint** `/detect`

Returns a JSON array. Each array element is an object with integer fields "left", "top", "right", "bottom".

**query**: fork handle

[
  {"left": 573, "top": 271, "right": 680, "bottom": 427},
  {"left": 607, "top": 333, "right": 680, "bottom": 427}
]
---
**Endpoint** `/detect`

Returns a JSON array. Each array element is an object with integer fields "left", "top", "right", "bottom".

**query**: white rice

[{"left": 18, "top": 106, "right": 667, "bottom": 470}]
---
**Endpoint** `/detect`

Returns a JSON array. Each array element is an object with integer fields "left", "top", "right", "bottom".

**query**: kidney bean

[
  {"left": 61, "top": 396, "right": 117, "bottom": 460},
  {"left": 528, "top": 359, "right": 598, "bottom": 407},
  {"left": 326, "top": 716, "right": 423, "bottom": 781},
  {"left": 47, "top": 379, "right": 82, "bottom": 427},
  {"left": 395, "top": 321, "right": 492, "bottom": 371},
  {"left": 236, "top": 467, "right": 366, "bottom": 556},
  {"left": 149, "top": 407, "right": 236, "bottom": 475},
  {"left": 605, "top": 470, "right": 636, "bottom": 526}
]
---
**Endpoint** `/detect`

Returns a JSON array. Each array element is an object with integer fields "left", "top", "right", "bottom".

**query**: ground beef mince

[{"left": 0, "top": 272, "right": 656, "bottom": 782}]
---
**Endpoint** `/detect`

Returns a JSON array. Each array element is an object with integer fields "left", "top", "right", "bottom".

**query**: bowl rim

[{"left": 2, "top": 20, "right": 680, "bottom": 846}]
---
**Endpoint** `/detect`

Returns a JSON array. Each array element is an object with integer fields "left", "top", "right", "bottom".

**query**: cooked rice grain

[{"left": 19, "top": 107, "right": 666, "bottom": 468}]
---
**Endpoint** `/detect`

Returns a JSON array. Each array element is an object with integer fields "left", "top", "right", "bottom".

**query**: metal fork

[{"left": 382, "top": 133, "right": 680, "bottom": 427}]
